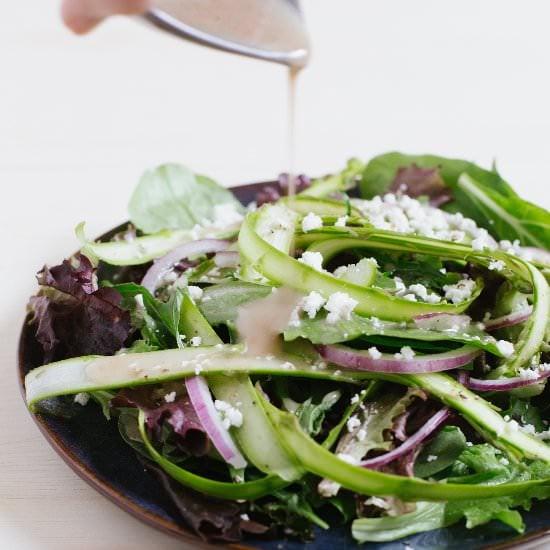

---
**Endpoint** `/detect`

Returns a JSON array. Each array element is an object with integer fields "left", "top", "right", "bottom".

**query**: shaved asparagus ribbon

[
  {"left": 137, "top": 409, "right": 287, "bottom": 499},
  {"left": 294, "top": 225, "right": 550, "bottom": 375},
  {"left": 24, "top": 347, "right": 550, "bottom": 463}
]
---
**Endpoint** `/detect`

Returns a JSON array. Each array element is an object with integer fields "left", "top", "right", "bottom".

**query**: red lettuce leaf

[
  {"left": 141, "top": 459, "right": 271, "bottom": 543},
  {"left": 390, "top": 163, "right": 452, "bottom": 207},
  {"left": 27, "top": 254, "right": 131, "bottom": 362},
  {"left": 111, "top": 386, "right": 211, "bottom": 457}
]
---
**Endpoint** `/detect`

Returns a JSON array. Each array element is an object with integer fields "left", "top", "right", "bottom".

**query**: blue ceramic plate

[{"left": 18, "top": 182, "right": 550, "bottom": 549}]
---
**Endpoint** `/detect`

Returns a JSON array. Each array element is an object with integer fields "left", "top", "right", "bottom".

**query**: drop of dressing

[{"left": 236, "top": 288, "right": 302, "bottom": 356}]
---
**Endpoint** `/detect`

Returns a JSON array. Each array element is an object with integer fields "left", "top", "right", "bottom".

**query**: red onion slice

[
  {"left": 413, "top": 313, "right": 471, "bottom": 332},
  {"left": 141, "top": 239, "right": 230, "bottom": 293},
  {"left": 185, "top": 375, "right": 247, "bottom": 469},
  {"left": 460, "top": 365, "right": 550, "bottom": 391},
  {"left": 359, "top": 407, "right": 451, "bottom": 468},
  {"left": 317, "top": 344, "right": 481, "bottom": 374},
  {"left": 484, "top": 307, "right": 532, "bottom": 331}
]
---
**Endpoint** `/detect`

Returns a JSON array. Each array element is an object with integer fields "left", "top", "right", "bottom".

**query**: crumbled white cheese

[
  {"left": 499, "top": 457, "right": 510, "bottom": 466},
  {"left": 350, "top": 393, "right": 360, "bottom": 404},
  {"left": 164, "top": 391, "right": 176, "bottom": 403},
  {"left": 426, "top": 455, "right": 438, "bottom": 462},
  {"left": 302, "top": 212, "right": 323, "bottom": 232},
  {"left": 194, "top": 364, "right": 203, "bottom": 375},
  {"left": 347, "top": 415, "right": 361, "bottom": 432},
  {"left": 324, "top": 292, "right": 358, "bottom": 323},
  {"left": 402, "top": 293, "right": 417, "bottom": 302},
  {"left": 408, "top": 283, "right": 429, "bottom": 300},
  {"left": 488, "top": 259, "right": 505, "bottom": 272},
  {"left": 334, "top": 215, "right": 348, "bottom": 227},
  {"left": 518, "top": 367, "right": 540, "bottom": 381},
  {"left": 240, "top": 513, "right": 250, "bottom": 521},
  {"left": 190, "top": 336, "right": 202, "bottom": 347},
  {"left": 214, "top": 400, "right": 243, "bottom": 429},
  {"left": 298, "top": 251, "right": 325, "bottom": 272},
  {"left": 356, "top": 428, "right": 367, "bottom": 442},
  {"left": 300, "top": 291, "right": 326, "bottom": 319},
  {"left": 74, "top": 393, "right": 90, "bottom": 406},
  {"left": 496, "top": 340, "right": 515, "bottom": 357},
  {"left": 443, "top": 278, "right": 476, "bottom": 304},
  {"left": 367, "top": 346, "right": 382, "bottom": 360},
  {"left": 187, "top": 285, "right": 203, "bottom": 302},
  {"left": 394, "top": 346, "right": 416, "bottom": 360}
]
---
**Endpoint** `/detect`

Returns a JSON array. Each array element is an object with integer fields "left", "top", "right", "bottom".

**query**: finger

[{"left": 61, "top": 0, "right": 152, "bottom": 34}]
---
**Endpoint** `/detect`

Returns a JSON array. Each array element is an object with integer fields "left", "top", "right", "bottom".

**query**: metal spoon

[{"left": 143, "top": 0, "right": 309, "bottom": 67}]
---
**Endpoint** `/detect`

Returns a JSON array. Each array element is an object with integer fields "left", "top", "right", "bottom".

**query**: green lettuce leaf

[
  {"left": 128, "top": 164, "right": 243, "bottom": 234},
  {"left": 352, "top": 501, "right": 446, "bottom": 542},
  {"left": 284, "top": 312, "right": 504, "bottom": 356}
]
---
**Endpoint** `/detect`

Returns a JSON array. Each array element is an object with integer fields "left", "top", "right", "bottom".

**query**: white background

[{"left": 1, "top": 1, "right": 550, "bottom": 548}]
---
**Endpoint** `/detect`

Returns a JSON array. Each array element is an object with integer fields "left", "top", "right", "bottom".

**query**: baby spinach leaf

[
  {"left": 414, "top": 426, "right": 467, "bottom": 478},
  {"left": 129, "top": 163, "right": 243, "bottom": 234}
]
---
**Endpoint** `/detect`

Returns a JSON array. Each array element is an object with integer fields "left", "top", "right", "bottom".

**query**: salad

[{"left": 23, "top": 152, "right": 550, "bottom": 545}]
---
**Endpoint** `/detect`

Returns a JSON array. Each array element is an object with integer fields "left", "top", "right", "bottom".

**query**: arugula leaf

[
  {"left": 115, "top": 282, "right": 186, "bottom": 348},
  {"left": 295, "top": 390, "right": 341, "bottom": 437},
  {"left": 128, "top": 164, "right": 243, "bottom": 234}
]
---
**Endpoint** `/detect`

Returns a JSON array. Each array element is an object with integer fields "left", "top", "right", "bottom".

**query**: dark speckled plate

[{"left": 18, "top": 182, "right": 550, "bottom": 549}]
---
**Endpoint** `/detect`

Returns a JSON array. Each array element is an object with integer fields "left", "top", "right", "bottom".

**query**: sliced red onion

[
  {"left": 317, "top": 344, "right": 481, "bottom": 374},
  {"left": 360, "top": 408, "right": 451, "bottom": 468},
  {"left": 185, "top": 376, "right": 247, "bottom": 469},
  {"left": 413, "top": 313, "right": 471, "bottom": 332},
  {"left": 460, "top": 366, "right": 550, "bottom": 392},
  {"left": 484, "top": 307, "right": 532, "bottom": 331},
  {"left": 214, "top": 250, "right": 240, "bottom": 269},
  {"left": 141, "top": 239, "right": 230, "bottom": 293}
]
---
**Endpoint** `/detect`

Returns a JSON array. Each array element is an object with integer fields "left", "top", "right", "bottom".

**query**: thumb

[{"left": 61, "top": 0, "right": 152, "bottom": 34}]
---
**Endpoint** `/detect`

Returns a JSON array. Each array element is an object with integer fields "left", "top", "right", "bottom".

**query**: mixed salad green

[{"left": 24, "top": 153, "right": 550, "bottom": 544}]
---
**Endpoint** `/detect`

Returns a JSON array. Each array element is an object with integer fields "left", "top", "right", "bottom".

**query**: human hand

[{"left": 61, "top": 0, "right": 152, "bottom": 34}]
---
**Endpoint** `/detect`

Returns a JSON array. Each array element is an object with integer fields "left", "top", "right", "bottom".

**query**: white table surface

[{"left": 2, "top": 1, "right": 550, "bottom": 548}]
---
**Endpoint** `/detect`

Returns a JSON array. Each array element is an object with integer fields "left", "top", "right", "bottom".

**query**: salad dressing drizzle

[{"left": 287, "top": 66, "right": 300, "bottom": 198}]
